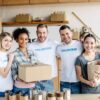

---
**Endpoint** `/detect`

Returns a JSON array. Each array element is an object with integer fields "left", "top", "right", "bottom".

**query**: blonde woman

[{"left": 0, "top": 32, "right": 14, "bottom": 97}]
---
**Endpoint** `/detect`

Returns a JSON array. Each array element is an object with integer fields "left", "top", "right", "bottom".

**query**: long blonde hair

[{"left": 0, "top": 32, "right": 13, "bottom": 50}]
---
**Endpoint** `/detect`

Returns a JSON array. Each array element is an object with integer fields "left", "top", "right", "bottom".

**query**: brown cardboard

[
  {"left": 16, "top": 14, "right": 33, "bottom": 22},
  {"left": 72, "top": 31, "right": 80, "bottom": 40},
  {"left": 88, "top": 60, "right": 100, "bottom": 86},
  {"left": 18, "top": 63, "right": 52, "bottom": 82},
  {"left": 50, "top": 11, "right": 67, "bottom": 22}
]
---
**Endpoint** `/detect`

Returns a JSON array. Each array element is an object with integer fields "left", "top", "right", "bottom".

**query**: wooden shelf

[
  {"left": 3, "top": 0, "right": 29, "bottom": 5},
  {"left": 2, "top": 21, "right": 68, "bottom": 26}
]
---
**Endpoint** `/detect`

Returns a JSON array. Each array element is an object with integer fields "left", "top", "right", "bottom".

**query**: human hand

[
  {"left": 16, "top": 77, "right": 25, "bottom": 82},
  {"left": 8, "top": 53, "right": 14, "bottom": 62},
  {"left": 0, "top": 67, "right": 4, "bottom": 74},
  {"left": 88, "top": 81, "right": 97, "bottom": 87}
]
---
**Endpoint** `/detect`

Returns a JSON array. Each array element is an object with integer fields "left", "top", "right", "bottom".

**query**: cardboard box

[
  {"left": 50, "top": 11, "right": 67, "bottom": 22},
  {"left": 72, "top": 31, "right": 80, "bottom": 40},
  {"left": 18, "top": 63, "right": 52, "bottom": 82},
  {"left": 16, "top": 14, "right": 33, "bottom": 22},
  {"left": 88, "top": 60, "right": 100, "bottom": 86}
]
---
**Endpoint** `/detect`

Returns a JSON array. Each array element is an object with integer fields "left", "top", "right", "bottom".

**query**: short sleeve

[
  {"left": 75, "top": 56, "right": 82, "bottom": 67},
  {"left": 56, "top": 45, "right": 60, "bottom": 58}
]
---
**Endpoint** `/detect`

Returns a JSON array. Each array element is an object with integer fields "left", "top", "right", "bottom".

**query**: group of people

[{"left": 0, "top": 24, "right": 100, "bottom": 97}]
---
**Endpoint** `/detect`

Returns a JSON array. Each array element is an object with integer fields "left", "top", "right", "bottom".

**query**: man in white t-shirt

[
  {"left": 56, "top": 25, "right": 82, "bottom": 94},
  {"left": 28, "top": 24, "right": 57, "bottom": 92}
]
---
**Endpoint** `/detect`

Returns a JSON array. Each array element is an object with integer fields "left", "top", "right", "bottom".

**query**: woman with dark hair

[
  {"left": 75, "top": 33, "right": 100, "bottom": 93},
  {"left": 11, "top": 28, "right": 37, "bottom": 95}
]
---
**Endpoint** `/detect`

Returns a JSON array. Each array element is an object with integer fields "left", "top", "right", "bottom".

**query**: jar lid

[
  {"left": 47, "top": 93, "right": 55, "bottom": 97},
  {"left": 56, "top": 92, "right": 63, "bottom": 97}
]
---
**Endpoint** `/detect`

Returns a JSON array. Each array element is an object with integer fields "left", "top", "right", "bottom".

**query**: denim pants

[
  {"left": 12, "top": 85, "right": 33, "bottom": 95},
  {"left": 35, "top": 80, "right": 54, "bottom": 92},
  {"left": 0, "top": 92, "right": 5, "bottom": 97},
  {"left": 60, "top": 81, "right": 81, "bottom": 94}
]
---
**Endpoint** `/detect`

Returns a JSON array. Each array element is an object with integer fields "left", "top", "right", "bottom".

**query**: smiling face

[
  {"left": 17, "top": 33, "right": 29, "bottom": 48},
  {"left": 83, "top": 36, "right": 96, "bottom": 53},
  {"left": 60, "top": 28, "right": 73, "bottom": 44},
  {"left": 1, "top": 35, "right": 12, "bottom": 51},
  {"left": 37, "top": 27, "right": 48, "bottom": 43}
]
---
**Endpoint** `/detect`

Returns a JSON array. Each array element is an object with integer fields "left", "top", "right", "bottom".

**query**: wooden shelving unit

[
  {"left": 3, "top": 0, "right": 29, "bottom": 5},
  {"left": 30, "top": 0, "right": 58, "bottom": 4},
  {"left": 2, "top": 21, "right": 68, "bottom": 26},
  {"left": 0, "top": 0, "right": 2, "bottom": 5},
  {"left": 59, "top": 0, "right": 88, "bottom": 3}
]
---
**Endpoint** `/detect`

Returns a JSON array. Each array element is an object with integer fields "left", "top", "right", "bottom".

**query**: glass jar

[
  {"left": 63, "top": 88, "right": 71, "bottom": 100},
  {"left": 47, "top": 93, "right": 56, "bottom": 100},
  {"left": 56, "top": 92, "right": 64, "bottom": 100}
]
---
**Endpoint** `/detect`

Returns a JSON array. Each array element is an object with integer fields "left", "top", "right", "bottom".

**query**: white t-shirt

[
  {"left": 28, "top": 39, "right": 58, "bottom": 78},
  {"left": 56, "top": 40, "right": 82, "bottom": 82},
  {"left": 0, "top": 51, "right": 13, "bottom": 92}
]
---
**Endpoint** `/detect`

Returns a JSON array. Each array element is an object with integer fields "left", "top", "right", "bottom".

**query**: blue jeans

[
  {"left": 60, "top": 81, "right": 81, "bottom": 94},
  {"left": 35, "top": 80, "right": 54, "bottom": 92},
  {"left": 12, "top": 86, "right": 33, "bottom": 95},
  {"left": 0, "top": 92, "right": 5, "bottom": 97}
]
